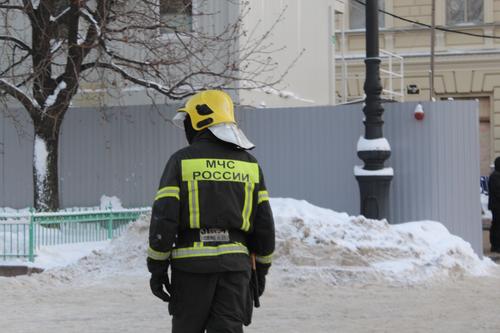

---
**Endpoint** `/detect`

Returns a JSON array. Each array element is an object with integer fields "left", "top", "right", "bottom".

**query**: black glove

[
  {"left": 147, "top": 258, "right": 171, "bottom": 302},
  {"left": 256, "top": 263, "right": 270, "bottom": 296}
]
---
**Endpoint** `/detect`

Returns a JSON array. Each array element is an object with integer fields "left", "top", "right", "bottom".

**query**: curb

[{"left": 0, "top": 265, "right": 44, "bottom": 277}]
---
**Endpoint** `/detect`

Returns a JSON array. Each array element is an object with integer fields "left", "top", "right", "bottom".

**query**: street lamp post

[{"left": 355, "top": 0, "right": 393, "bottom": 220}]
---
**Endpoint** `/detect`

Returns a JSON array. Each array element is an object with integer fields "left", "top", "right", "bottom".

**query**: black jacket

[
  {"left": 489, "top": 158, "right": 500, "bottom": 213},
  {"left": 148, "top": 130, "right": 275, "bottom": 273}
]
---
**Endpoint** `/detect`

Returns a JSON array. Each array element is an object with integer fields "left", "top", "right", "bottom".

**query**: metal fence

[
  {"left": 0, "top": 101, "right": 483, "bottom": 255},
  {"left": 0, "top": 208, "right": 150, "bottom": 262},
  {"left": 0, "top": 219, "right": 30, "bottom": 260}
]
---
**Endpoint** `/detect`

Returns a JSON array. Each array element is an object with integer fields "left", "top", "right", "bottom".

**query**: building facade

[
  {"left": 237, "top": 0, "right": 345, "bottom": 108},
  {"left": 71, "top": 0, "right": 346, "bottom": 109},
  {"left": 0, "top": 1, "right": 345, "bottom": 111},
  {"left": 336, "top": 0, "right": 500, "bottom": 176}
]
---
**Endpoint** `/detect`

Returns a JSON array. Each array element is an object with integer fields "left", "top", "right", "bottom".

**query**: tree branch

[
  {"left": 0, "top": 0, "right": 25, "bottom": 10},
  {"left": 91, "top": 61, "right": 172, "bottom": 95},
  {"left": 99, "top": 39, "right": 182, "bottom": 70},
  {"left": 50, "top": 6, "right": 71, "bottom": 23},
  {"left": 80, "top": 6, "right": 101, "bottom": 43},
  {"left": 106, "top": 24, "right": 164, "bottom": 33},
  {"left": 0, "top": 78, "right": 40, "bottom": 112},
  {"left": 85, "top": 61, "right": 247, "bottom": 100},
  {"left": 0, "top": 35, "right": 32, "bottom": 53},
  {"left": 0, "top": 52, "right": 31, "bottom": 77},
  {"left": 0, "top": 4, "right": 24, "bottom": 10}
]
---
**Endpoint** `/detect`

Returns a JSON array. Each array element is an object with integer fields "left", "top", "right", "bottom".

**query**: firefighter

[{"left": 147, "top": 90, "right": 275, "bottom": 333}]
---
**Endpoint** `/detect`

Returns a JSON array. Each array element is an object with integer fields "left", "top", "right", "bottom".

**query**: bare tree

[{"left": 0, "top": 0, "right": 293, "bottom": 211}]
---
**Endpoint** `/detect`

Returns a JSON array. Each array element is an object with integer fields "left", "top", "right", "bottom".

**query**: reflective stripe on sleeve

[
  {"left": 241, "top": 182, "right": 255, "bottom": 232},
  {"left": 155, "top": 186, "right": 180, "bottom": 201},
  {"left": 171, "top": 242, "right": 249, "bottom": 259},
  {"left": 256, "top": 253, "right": 273, "bottom": 264},
  {"left": 257, "top": 190, "right": 269, "bottom": 204},
  {"left": 147, "top": 246, "right": 171, "bottom": 261}
]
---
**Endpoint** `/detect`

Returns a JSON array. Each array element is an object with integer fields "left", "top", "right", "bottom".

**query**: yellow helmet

[{"left": 176, "top": 90, "right": 236, "bottom": 131}]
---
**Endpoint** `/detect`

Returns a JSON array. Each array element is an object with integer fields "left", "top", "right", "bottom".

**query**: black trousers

[
  {"left": 170, "top": 269, "right": 253, "bottom": 333},
  {"left": 491, "top": 210, "right": 500, "bottom": 250}
]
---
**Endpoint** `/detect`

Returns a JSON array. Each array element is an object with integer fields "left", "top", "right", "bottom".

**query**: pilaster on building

[{"left": 493, "top": 88, "right": 500, "bottom": 157}]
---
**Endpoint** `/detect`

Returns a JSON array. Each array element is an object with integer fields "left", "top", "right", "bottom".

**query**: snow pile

[
  {"left": 271, "top": 198, "right": 495, "bottom": 286},
  {"left": 9, "top": 198, "right": 496, "bottom": 286},
  {"left": 34, "top": 242, "right": 110, "bottom": 269},
  {"left": 100, "top": 195, "right": 124, "bottom": 210},
  {"left": 26, "top": 215, "right": 149, "bottom": 285}
]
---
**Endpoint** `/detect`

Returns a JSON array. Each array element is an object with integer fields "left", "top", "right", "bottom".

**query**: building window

[
  {"left": 349, "top": 0, "right": 385, "bottom": 30},
  {"left": 160, "top": 0, "right": 193, "bottom": 33},
  {"left": 446, "top": 0, "right": 483, "bottom": 25}
]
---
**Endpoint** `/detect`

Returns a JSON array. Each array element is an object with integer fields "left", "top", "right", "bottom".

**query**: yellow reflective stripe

[
  {"left": 171, "top": 242, "right": 249, "bottom": 259},
  {"left": 155, "top": 186, "right": 180, "bottom": 201},
  {"left": 257, "top": 190, "right": 269, "bottom": 204},
  {"left": 181, "top": 159, "right": 259, "bottom": 183},
  {"left": 188, "top": 180, "right": 200, "bottom": 228},
  {"left": 256, "top": 253, "right": 273, "bottom": 264},
  {"left": 241, "top": 182, "right": 255, "bottom": 232},
  {"left": 156, "top": 192, "right": 179, "bottom": 201},
  {"left": 147, "top": 246, "right": 171, "bottom": 261}
]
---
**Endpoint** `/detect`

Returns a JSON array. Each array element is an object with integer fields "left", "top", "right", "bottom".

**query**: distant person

[
  {"left": 146, "top": 90, "right": 275, "bottom": 332},
  {"left": 488, "top": 157, "right": 500, "bottom": 253}
]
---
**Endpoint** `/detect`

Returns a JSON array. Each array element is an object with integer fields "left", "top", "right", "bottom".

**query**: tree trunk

[{"left": 33, "top": 117, "right": 61, "bottom": 212}]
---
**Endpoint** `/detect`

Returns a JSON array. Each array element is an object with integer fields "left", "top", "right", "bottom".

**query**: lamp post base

[{"left": 356, "top": 175, "right": 393, "bottom": 221}]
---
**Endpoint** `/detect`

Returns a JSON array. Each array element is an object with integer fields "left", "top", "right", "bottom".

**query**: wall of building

[
  {"left": 0, "top": 101, "right": 483, "bottom": 255},
  {"left": 336, "top": 0, "right": 500, "bottom": 175},
  {"left": 236, "top": 0, "right": 344, "bottom": 108}
]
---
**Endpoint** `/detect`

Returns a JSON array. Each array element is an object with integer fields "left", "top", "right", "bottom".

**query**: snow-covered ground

[
  {"left": 0, "top": 195, "right": 128, "bottom": 265},
  {"left": 271, "top": 198, "right": 495, "bottom": 286},
  {"left": 1, "top": 198, "right": 499, "bottom": 332},
  {"left": 3, "top": 197, "right": 495, "bottom": 285}
]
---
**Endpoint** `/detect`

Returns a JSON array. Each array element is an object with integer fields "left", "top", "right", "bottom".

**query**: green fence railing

[{"left": 0, "top": 208, "right": 151, "bottom": 262}]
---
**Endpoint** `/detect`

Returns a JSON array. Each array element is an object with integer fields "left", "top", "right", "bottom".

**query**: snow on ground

[
  {"left": 0, "top": 195, "right": 129, "bottom": 267},
  {"left": 12, "top": 216, "right": 150, "bottom": 285},
  {"left": 2, "top": 198, "right": 500, "bottom": 333},
  {"left": 2, "top": 272, "right": 500, "bottom": 333},
  {"left": 2, "top": 198, "right": 495, "bottom": 287},
  {"left": 1, "top": 242, "right": 110, "bottom": 270},
  {"left": 34, "top": 242, "right": 110, "bottom": 269}
]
